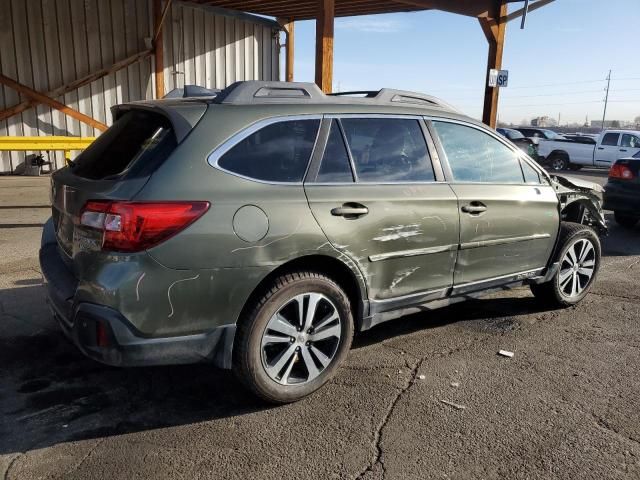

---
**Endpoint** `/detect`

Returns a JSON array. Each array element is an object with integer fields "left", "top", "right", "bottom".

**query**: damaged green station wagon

[{"left": 41, "top": 81, "right": 606, "bottom": 403}]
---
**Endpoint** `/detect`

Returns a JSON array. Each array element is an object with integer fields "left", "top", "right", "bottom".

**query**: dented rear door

[{"left": 305, "top": 116, "right": 459, "bottom": 302}]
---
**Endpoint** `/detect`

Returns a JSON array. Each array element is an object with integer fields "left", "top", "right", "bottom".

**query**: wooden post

[
  {"left": 153, "top": 0, "right": 166, "bottom": 99},
  {"left": 481, "top": 0, "right": 507, "bottom": 128},
  {"left": 315, "top": 0, "right": 334, "bottom": 93},
  {"left": 285, "top": 19, "right": 295, "bottom": 82}
]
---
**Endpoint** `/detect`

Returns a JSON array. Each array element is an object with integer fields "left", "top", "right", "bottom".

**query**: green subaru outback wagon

[{"left": 41, "top": 81, "right": 606, "bottom": 403}]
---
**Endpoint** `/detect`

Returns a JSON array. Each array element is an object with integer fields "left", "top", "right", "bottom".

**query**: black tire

[
  {"left": 233, "top": 271, "right": 354, "bottom": 404},
  {"left": 530, "top": 222, "right": 601, "bottom": 307},
  {"left": 614, "top": 212, "right": 638, "bottom": 229},
  {"left": 548, "top": 153, "right": 569, "bottom": 171}
]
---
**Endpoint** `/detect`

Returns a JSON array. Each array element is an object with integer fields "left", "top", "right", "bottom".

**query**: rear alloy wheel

[
  {"left": 614, "top": 212, "right": 638, "bottom": 229},
  {"left": 550, "top": 154, "right": 569, "bottom": 171},
  {"left": 234, "top": 271, "right": 353, "bottom": 403},
  {"left": 261, "top": 292, "right": 341, "bottom": 386},
  {"left": 531, "top": 222, "right": 601, "bottom": 307}
]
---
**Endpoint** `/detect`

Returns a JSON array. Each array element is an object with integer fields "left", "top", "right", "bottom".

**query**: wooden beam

[
  {"left": 315, "top": 0, "right": 334, "bottom": 93},
  {"left": 278, "top": 18, "right": 295, "bottom": 82},
  {"left": 481, "top": 0, "right": 507, "bottom": 128},
  {"left": 0, "top": 50, "right": 152, "bottom": 123},
  {"left": 503, "top": 0, "right": 554, "bottom": 24},
  {"left": 391, "top": 0, "right": 493, "bottom": 17},
  {"left": 153, "top": 0, "right": 168, "bottom": 99},
  {"left": 0, "top": 74, "right": 108, "bottom": 132}
]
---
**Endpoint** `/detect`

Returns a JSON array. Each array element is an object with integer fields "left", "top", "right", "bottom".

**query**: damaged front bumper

[{"left": 551, "top": 174, "right": 608, "bottom": 235}]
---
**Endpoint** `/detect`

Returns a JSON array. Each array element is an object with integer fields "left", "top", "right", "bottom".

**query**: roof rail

[
  {"left": 214, "top": 81, "right": 325, "bottom": 104},
  {"left": 212, "top": 81, "right": 456, "bottom": 111}
]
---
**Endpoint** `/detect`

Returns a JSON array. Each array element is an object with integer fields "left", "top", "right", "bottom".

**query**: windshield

[
  {"left": 507, "top": 130, "right": 525, "bottom": 140},
  {"left": 542, "top": 129, "right": 561, "bottom": 140}
]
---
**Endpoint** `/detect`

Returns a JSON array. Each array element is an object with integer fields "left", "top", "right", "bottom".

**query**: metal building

[{"left": 0, "top": 0, "right": 281, "bottom": 172}]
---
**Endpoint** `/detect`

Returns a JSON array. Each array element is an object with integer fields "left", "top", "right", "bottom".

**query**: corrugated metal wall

[{"left": 0, "top": 0, "right": 280, "bottom": 173}]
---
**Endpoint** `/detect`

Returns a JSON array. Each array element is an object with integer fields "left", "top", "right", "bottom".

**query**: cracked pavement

[{"left": 2, "top": 172, "right": 640, "bottom": 479}]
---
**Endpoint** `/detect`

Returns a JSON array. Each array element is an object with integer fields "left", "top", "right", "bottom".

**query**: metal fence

[{"left": 0, "top": 0, "right": 280, "bottom": 172}]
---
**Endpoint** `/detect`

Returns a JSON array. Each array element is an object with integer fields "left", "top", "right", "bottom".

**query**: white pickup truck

[{"left": 537, "top": 130, "right": 640, "bottom": 171}]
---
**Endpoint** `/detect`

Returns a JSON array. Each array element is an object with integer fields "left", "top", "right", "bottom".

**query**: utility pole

[{"left": 601, "top": 70, "right": 611, "bottom": 131}]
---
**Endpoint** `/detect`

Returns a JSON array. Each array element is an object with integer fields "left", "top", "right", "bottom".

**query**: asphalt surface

[{"left": 1, "top": 171, "right": 639, "bottom": 479}]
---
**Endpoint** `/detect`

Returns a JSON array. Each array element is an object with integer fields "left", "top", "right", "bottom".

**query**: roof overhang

[{"left": 192, "top": 0, "right": 528, "bottom": 21}]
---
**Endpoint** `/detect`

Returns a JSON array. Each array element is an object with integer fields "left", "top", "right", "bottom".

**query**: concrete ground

[{"left": 1, "top": 171, "right": 639, "bottom": 480}]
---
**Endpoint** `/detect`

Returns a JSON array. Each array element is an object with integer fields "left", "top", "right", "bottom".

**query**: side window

[
  {"left": 340, "top": 118, "right": 434, "bottom": 183},
  {"left": 520, "top": 159, "right": 541, "bottom": 184},
  {"left": 601, "top": 133, "right": 620, "bottom": 146},
  {"left": 217, "top": 119, "right": 320, "bottom": 182},
  {"left": 316, "top": 120, "right": 353, "bottom": 183},
  {"left": 433, "top": 121, "right": 524, "bottom": 184},
  {"left": 621, "top": 134, "right": 640, "bottom": 148}
]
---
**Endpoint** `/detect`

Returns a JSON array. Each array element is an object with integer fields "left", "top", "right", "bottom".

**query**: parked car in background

[
  {"left": 515, "top": 127, "right": 565, "bottom": 145},
  {"left": 39, "top": 81, "right": 607, "bottom": 403},
  {"left": 537, "top": 129, "right": 640, "bottom": 171},
  {"left": 496, "top": 127, "right": 536, "bottom": 156},
  {"left": 603, "top": 151, "right": 640, "bottom": 228}
]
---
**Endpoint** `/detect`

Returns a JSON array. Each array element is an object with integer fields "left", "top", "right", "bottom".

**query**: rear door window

[
  {"left": 316, "top": 120, "right": 354, "bottom": 183},
  {"left": 621, "top": 134, "right": 640, "bottom": 148},
  {"left": 433, "top": 121, "right": 524, "bottom": 184},
  {"left": 71, "top": 110, "right": 176, "bottom": 180},
  {"left": 601, "top": 133, "right": 620, "bottom": 146},
  {"left": 340, "top": 118, "right": 434, "bottom": 183},
  {"left": 217, "top": 119, "right": 320, "bottom": 182}
]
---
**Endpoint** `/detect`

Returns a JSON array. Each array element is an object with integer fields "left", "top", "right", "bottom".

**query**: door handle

[
  {"left": 620, "top": 149, "right": 628, "bottom": 152},
  {"left": 461, "top": 202, "right": 487, "bottom": 215},
  {"left": 597, "top": 147, "right": 605, "bottom": 150},
  {"left": 331, "top": 203, "right": 369, "bottom": 219}
]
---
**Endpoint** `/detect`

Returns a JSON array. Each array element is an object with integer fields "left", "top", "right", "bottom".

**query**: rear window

[
  {"left": 217, "top": 119, "right": 320, "bottom": 182},
  {"left": 71, "top": 110, "right": 176, "bottom": 180}
]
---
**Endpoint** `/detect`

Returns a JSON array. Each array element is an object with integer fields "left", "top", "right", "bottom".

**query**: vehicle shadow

[
  {"left": 601, "top": 213, "right": 640, "bottom": 256},
  {"left": 1, "top": 283, "right": 557, "bottom": 456}
]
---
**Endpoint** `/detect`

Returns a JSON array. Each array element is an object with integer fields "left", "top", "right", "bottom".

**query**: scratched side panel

[
  {"left": 305, "top": 183, "right": 460, "bottom": 300},
  {"left": 452, "top": 184, "right": 559, "bottom": 284},
  {"left": 74, "top": 251, "right": 271, "bottom": 336}
]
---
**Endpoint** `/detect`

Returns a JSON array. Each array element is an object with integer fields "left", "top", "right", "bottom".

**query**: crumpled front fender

[{"left": 551, "top": 174, "right": 608, "bottom": 235}]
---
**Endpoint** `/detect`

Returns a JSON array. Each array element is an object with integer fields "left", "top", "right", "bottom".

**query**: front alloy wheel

[
  {"left": 557, "top": 238, "right": 596, "bottom": 299},
  {"left": 551, "top": 155, "right": 568, "bottom": 171},
  {"left": 261, "top": 293, "right": 341, "bottom": 385},
  {"left": 530, "top": 222, "right": 601, "bottom": 307}
]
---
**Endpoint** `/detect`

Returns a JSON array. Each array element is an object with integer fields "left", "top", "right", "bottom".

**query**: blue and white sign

[{"left": 488, "top": 69, "right": 509, "bottom": 88}]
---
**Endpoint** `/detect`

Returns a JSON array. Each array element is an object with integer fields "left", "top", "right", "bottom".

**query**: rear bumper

[
  {"left": 603, "top": 182, "right": 640, "bottom": 215},
  {"left": 49, "top": 301, "right": 235, "bottom": 368},
  {"left": 39, "top": 220, "right": 236, "bottom": 368}
]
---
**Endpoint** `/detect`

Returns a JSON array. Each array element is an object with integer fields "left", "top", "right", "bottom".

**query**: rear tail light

[
  {"left": 609, "top": 163, "right": 635, "bottom": 180},
  {"left": 80, "top": 201, "right": 210, "bottom": 252}
]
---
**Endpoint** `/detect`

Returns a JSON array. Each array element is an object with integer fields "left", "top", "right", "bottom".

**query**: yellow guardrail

[{"left": 0, "top": 136, "right": 96, "bottom": 162}]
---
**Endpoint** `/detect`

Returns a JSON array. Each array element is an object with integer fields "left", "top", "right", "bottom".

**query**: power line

[{"left": 507, "top": 79, "right": 606, "bottom": 89}]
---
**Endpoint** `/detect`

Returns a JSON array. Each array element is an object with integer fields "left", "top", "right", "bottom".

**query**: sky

[{"left": 287, "top": 0, "right": 640, "bottom": 126}]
